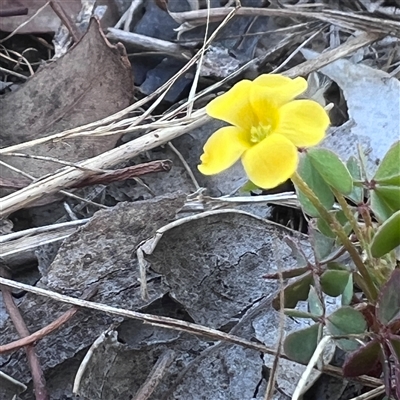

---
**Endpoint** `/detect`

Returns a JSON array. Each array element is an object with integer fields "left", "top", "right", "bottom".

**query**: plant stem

[
  {"left": 332, "top": 190, "right": 378, "bottom": 274},
  {"left": 0, "top": 282, "right": 49, "bottom": 400},
  {"left": 331, "top": 188, "right": 367, "bottom": 248},
  {"left": 291, "top": 172, "right": 378, "bottom": 302}
]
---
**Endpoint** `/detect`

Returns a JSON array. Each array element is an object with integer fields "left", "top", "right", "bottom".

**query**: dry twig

[
  {"left": 170, "top": 7, "right": 400, "bottom": 37},
  {"left": 0, "top": 276, "right": 384, "bottom": 389},
  {"left": 0, "top": 267, "right": 49, "bottom": 400},
  {"left": 132, "top": 350, "right": 176, "bottom": 400},
  {"left": 0, "top": 29, "right": 382, "bottom": 217},
  {"left": 49, "top": 0, "right": 81, "bottom": 42},
  {"left": 0, "top": 285, "right": 98, "bottom": 354}
]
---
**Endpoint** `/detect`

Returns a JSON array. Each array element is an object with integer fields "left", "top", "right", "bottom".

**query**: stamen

[{"left": 250, "top": 124, "right": 272, "bottom": 143}]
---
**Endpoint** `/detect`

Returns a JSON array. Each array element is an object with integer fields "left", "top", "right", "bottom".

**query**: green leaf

[
  {"left": 374, "top": 186, "right": 400, "bottom": 211},
  {"left": 321, "top": 270, "right": 351, "bottom": 297},
  {"left": 239, "top": 180, "right": 262, "bottom": 193},
  {"left": 376, "top": 269, "right": 400, "bottom": 325},
  {"left": 284, "top": 237, "right": 308, "bottom": 268},
  {"left": 327, "top": 307, "right": 367, "bottom": 335},
  {"left": 317, "top": 217, "right": 335, "bottom": 238},
  {"left": 312, "top": 229, "right": 335, "bottom": 261},
  {"left": 296, "top": 153, "right": 334, "bottom": 217},
  {"left": 308, "top": 148, "right": 353, "bottom": 195},
  {"left": 263, "top": 266, "right": 309, "bottom": 280},
  {"left": 341, "top": 273, "right": 353, "bottom": 306},
  {"left": 272, "top": 273, "right": 312, "bottom": 310},
  {"left": 308, "top": 285, "right": 324, "bottom": 317},
  {"left": 326, "top": 307, "right": 367, "bottom": 351},
  {"left": 370, "top": 190, "right": 395, "bottom": 222},
  {"left": 284, "top": 309, "right": 320, "bottom": 320},
  {"left": 283, "top": 323, "right": 320, "bottom": 364},
  {"left": 326, "top": 262, "right": 350, "bottom": 271},
  {"left": 370, "top": 209, "right": 400, "bottom": 258},
  {"left": 317, "top": 210, "right": 350, "bottom": 238},
  {"left": 346, "top": 156, "right": 364, "bottom": 204},
  {"left": 373, "top": 141, "right": 400, "bottom": 185},
  {"left": 342, "top": 339, "right": 381, "bottom": 377}
]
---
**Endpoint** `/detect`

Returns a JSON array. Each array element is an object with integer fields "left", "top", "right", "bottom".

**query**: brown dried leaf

[{"left": 0, "top": 18, "right": 133, "bottom": 193}]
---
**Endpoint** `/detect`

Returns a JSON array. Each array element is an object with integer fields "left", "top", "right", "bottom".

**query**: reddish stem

[{"left": 0, "top": 278, "right": 49, "bottom": 400}]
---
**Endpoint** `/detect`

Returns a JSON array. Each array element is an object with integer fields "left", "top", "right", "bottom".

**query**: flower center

[{"left": 250, "top": 124, "right": 272, "bottom": 144}]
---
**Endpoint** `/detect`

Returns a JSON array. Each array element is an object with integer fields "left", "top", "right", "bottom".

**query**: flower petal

[
  {"left": 252, "top": 75, "right": 308, "bottom": 106},
  {"left": 198, "top": 126, "right": 250, "bottom": 175},
  {"left": 206, "top": 80, "right": 257, "bottom": 131},
  {"left": 241, "top": 134, "right": 298, "bottom": 189},
  {"left": 249, "top": 90, "right": 280, "bottom": 131},
  {"left": 275, "top": 99, "right": 330, "bottom": 147}
]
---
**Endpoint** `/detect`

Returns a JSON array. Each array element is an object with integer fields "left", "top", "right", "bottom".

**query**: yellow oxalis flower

[{"left": 198, "top": 74, "right": 330, "bottom": 189}]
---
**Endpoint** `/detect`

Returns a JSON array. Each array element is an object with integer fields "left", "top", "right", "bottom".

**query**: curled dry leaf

[{"left": 0, "top": 18, "right": 134, "bottom": 200}]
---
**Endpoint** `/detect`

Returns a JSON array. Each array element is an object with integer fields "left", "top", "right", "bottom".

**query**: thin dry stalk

[
  {"left": 73, "top": 325, "right": 121, "bottom": 394},
  {"left": 0, "top": 276, "right": 384, "bottom": 389},
  {"left": 0, "top": 159, "right": 108, "bottom": 212},
  {"left": 0, "top": 219, "right": 88, "bottom": 244},
  {"left": 0, "top": 371, "right": 27, "bottom": 392},
  {"left": 0, "top": 110, "right": 209, "bottom": 217},
  {"left": 124, "top": 0, "right": 144, "bottom": 31},
  {"left": 186, "top": 0, "right": 212, "bottom": 115},
  {"left": 271, "top": 27, "right": 325, "bottom": 74},
  {"left": 292, "top": 336, "right": 332, "bottom": 400},
  {"left": 0, "top": 227, "right": 76, "bottom": 259},
  {"left": 167, "top": 142, "right": 200, "bottom": 190},
  {"left": 286, "top": 31, "right": 383, "bottom": 78},
  {"left": 3, "top": 152, "right": 106, "bottom": 173},
  {"left": 0, "top": 2, "right": 51, "bottom": 43},
  {"left": 349, "top": 385, "right": 385, "bottom": 400},
  {"left": 73, "top": 160, "right": 172, "bottom": 188},
  {"left": 0, "top": 30, "right": 381, "bottom": 217},
  {"left": 0, "top": 0, "right": 238, "bottom": 157},
  {"left": 107, "top": 29, "right": 191, "bottom": 59},
  {"left": 0, "top": 269, "right": 49, "bottom": 400},
  {"left": 114, "top": 0, "right": 144, "bottom": 29},
  {"left": 0, "top": 285, "right": 98, "bottom": 354},
  {"left": 0, "top": 66, "right": 28, "bottom": 80},
  {"left": 0, "top": 50, "right": 35, "bottom": 76},
  {"left": 170, "top": 7, "right": 400, "bottom": 37},
  {"left": 49, "top": 0, "right": 81, "bottom": 42},
  {"left": 132, "top": 350, "right": 176, "bottom": 400},
  {"left": 263, "top": 243, "right": 285, "bottom": 399}
]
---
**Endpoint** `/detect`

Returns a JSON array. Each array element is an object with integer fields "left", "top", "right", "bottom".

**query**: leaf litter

[{"left": 0, "top": 0, "right": 399, "bottom": 399}]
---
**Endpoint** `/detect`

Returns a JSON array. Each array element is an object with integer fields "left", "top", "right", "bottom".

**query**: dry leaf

[
  {"left": 0, "top": 193, "right": 186, "bottom": 389},
  {"left": 0, "top": 18, "right": 134, "bottom": 196}
]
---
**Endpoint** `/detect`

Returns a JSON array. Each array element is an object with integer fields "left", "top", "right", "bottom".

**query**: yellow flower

[{"left": 198, "top": 74, "right": 330, "bottom": 189}]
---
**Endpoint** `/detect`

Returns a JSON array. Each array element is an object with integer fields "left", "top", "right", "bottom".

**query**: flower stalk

[
  {"left": 331, "top": 188, "right": 367, "bottom": 250},
  {"left": 291, "top": 171, "right": 378, "bottom": 302}
]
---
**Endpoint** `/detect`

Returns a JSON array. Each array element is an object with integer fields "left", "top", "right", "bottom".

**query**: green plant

[
  {"left": 279, "top": 141, "right": 400, "bottom": 399},
  {"left": 199, "top": 74, "right": 400, "bottom": 398}
]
